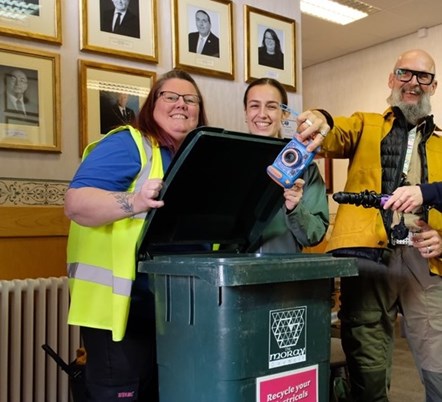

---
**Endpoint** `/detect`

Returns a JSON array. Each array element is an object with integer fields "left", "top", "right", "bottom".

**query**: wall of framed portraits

[
  {"left": 0, "top": 0, "right": 302, "bottom": 185},
  {"left": 0, "top": 0, "right": 302, "bottom": 280}
]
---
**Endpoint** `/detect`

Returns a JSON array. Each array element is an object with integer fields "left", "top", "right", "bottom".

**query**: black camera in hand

[
  {"left": 332, "top": 190, "right": 391, "bottom": 209},
  {"left": 267, "top": 138, "right": 316, "bottom": 188}
]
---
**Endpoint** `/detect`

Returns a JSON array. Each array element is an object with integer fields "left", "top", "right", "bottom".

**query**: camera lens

[{"left": 282, "top": 149, "right": 299, "bottom": 166}]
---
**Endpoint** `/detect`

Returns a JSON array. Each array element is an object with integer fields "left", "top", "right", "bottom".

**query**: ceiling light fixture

[{"left": 301, "top": 0, "right": 373, "bottom": 25}]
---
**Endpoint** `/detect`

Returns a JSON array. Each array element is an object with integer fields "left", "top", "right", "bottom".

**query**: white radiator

[{"left": 0, "top": 277, "right": 81, "bottom": 402}]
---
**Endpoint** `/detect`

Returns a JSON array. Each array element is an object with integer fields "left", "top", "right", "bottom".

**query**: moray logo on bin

[{"left": 268, "top": 306, "right": 307, "bottom": 369}]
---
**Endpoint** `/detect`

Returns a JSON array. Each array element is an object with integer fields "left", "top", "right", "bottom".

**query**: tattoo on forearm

[{"left": 112, "top": 192, "right": 134, "bottom": 215}]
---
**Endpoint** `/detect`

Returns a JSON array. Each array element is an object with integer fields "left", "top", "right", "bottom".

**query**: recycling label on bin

[
  {"left": 268, "top": 306, "right": 307, "bottom": 369},
  {"left": 256, "top": 365, "right": 318, "bottom": 402}
]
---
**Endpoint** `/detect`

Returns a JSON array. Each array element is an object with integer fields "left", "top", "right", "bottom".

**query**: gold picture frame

[
  {"left": 245, "top": 5, "right": 296, "bottom": 92},
  {"left": 172, "top": 0, "right": 234, "bottom": 80},
  {"left": 80, "top": 0, "right": 158, "bottom": 63},
  {"left": 79, "top": 60, "right": 156, "bottom": 155},
  {"left": 0, "top": 0, "right": 62, "bottom": 44},
  {"left": 0, "top": 43, "right": 60, "bottom": 152}
]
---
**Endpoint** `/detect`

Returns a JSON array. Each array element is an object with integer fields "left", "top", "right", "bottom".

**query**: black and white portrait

[
  {"left": 5, "top": 0, "right": 41, "bottom": 17},
  {"left": 187, "top": 8, "right": 220, "bottom": 58},
  {"left": 257, "top": 26, "right": 284, "bottom": 70},
  {"left": 100, "top": 0, "right": 140, "bottom": 39},
  {"left": 0, "top": 65, "right": 39, "bottom": 126}
]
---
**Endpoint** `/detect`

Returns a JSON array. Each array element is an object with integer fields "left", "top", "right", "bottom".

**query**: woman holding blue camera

[{"left": 243, "top": 78, "right": 329, "bottom": 252}]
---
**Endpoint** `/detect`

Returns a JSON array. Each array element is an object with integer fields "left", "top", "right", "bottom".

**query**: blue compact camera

[{"left": 267, "top": 137, "right": 316, "bottom": 188}]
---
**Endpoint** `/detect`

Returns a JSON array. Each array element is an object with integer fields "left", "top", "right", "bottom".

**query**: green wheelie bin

[{"left": 137, "top": 127, "right": 357, "bottom": 402}]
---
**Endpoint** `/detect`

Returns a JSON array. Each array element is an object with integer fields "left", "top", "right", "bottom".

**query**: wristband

[{"left": 313, "top": 109, "right": 334, "bottom": 130}]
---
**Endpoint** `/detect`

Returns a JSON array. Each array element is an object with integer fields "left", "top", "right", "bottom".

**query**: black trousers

[{"left": 81, "top": 308, "right": 159, "bottom": 402}]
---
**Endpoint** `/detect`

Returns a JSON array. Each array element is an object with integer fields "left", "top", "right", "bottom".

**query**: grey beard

[{"left": 387, "top": 89, "right": 432, "bottom": 125}]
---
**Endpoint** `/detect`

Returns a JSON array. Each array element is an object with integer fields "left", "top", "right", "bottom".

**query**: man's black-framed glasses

[
  {"left": 394, "top": 68, "right": 435, "bottom": 85},
  {"left": 158, "top": 91, "right": 200, "bottom": 106}
]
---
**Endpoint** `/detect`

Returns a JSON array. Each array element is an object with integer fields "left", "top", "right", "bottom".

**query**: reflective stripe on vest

[{"left": 68, "top": 262, "right": 132, "bottom": 297}]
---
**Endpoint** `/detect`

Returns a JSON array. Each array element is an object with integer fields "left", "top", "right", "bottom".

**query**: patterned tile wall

[{"left": 0, "top": 177, "right": 69, "bottom": 206}]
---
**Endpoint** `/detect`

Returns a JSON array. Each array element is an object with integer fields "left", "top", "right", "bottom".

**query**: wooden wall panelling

[{"left": 0, "top": 206, "right": 70, "bottom": 280}]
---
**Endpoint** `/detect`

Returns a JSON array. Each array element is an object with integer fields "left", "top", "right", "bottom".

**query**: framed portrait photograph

[
  {"left": 80, "top": 0, "right": 158, "bottom": 63},
  {"left": 172, "top": 0, "right": 234, "bottom": 80},
  {"left": 245, "top": 5, "right": 297, "bottom": 91},
  {"left": 79, "top": 60, "right": 156, "bottom": 155},
  {"left": 0, "top": 0, "right": 61, "bottom": 44},
  {"left": 0, "top": 43, "right": 60, "bottom": 152}
]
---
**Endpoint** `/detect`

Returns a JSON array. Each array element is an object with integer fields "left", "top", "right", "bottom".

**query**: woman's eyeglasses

[{"left": 158, "top": 91, "right": 200, "bottom": 106}]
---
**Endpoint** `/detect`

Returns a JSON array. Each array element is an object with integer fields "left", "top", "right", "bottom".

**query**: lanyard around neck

[{"left": 402, "top": 126, "right": 417, "bottom": 175}]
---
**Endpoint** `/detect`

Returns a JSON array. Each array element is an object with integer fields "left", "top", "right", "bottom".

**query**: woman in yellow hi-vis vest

[{"left": 65, "top": 70, "right": 208, "bottom": 401}]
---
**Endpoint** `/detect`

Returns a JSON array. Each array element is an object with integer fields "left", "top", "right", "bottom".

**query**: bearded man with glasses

[{"left": 295, "top": 49, "right": 442, "bottom": 402}]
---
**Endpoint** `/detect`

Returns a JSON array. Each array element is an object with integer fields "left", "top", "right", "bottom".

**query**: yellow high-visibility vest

[{"left": 67, "top": 126, "right": 163, "bottom": 341}]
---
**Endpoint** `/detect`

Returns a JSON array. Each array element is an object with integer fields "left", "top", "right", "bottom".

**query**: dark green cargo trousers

[
  {"left": 339, "top": 256, "right": 396, "bottom": 402},
  {"left": 337, "top": 246, "right": 442, "bottom": 402}
]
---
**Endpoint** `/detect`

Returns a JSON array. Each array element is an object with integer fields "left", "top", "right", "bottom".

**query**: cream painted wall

[
  {"left": 303, "top": 24, "right": 442, "bottom": 213},
  {"left": 0, "top": 0, "right": 302, "bottom": 181}
]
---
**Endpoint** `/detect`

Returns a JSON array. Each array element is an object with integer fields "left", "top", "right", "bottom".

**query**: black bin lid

[{"left": 136, "top": 127, "right": 288, "bottom": 259}]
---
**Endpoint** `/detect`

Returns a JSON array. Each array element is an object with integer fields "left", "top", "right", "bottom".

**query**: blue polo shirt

[{"left": 69, "top": 130, "right": 141, "bottom": 191}]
